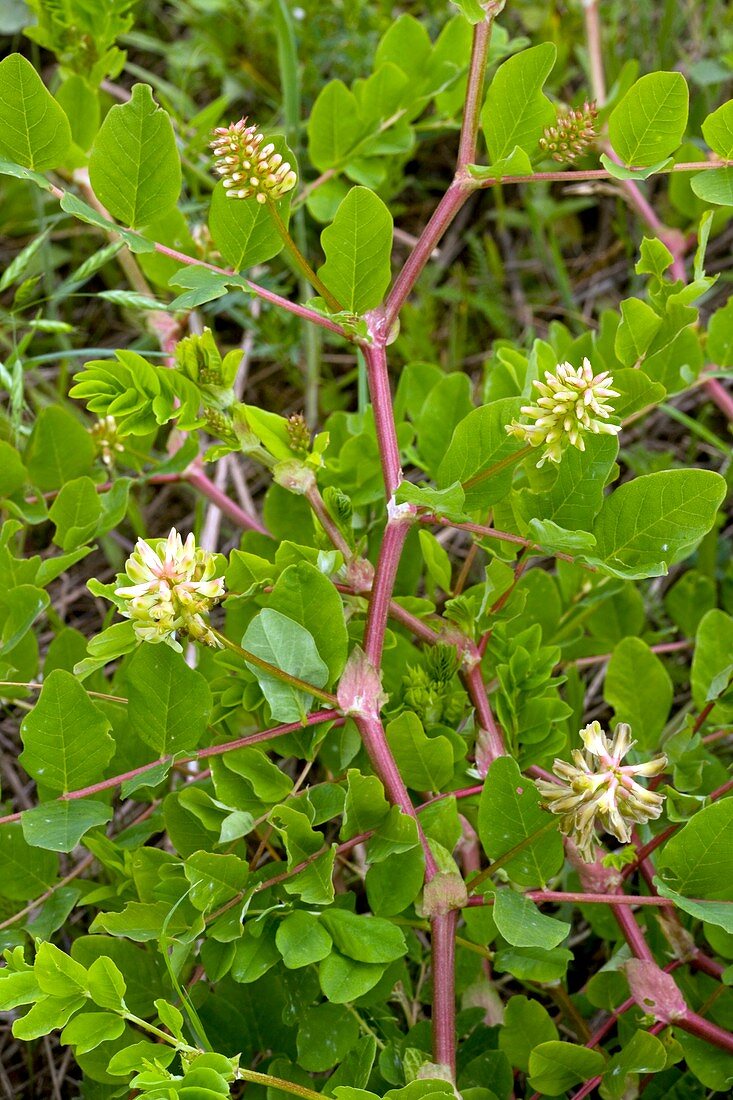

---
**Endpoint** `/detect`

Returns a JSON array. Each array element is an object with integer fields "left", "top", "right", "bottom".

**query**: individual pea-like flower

[
  {"left": 506, "top": 357, "right": 621, "bottom": 466},
  {"left": 536, "top": 721, "right": 667, "bottom": 862},
  {"left": 210, "top": 118, "right": 297, "bottom": 203},
  {"left": 539, "top": 101, "right": 598, "bottom": 163},
  {"left": 115, "top": 529, "right": 225, "bottom": 651},
  {"left": 90, "top": 415, "right": 124, "bottom": 468}
]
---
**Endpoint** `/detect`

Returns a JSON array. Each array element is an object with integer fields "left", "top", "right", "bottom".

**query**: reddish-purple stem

[
  {"left": 0, "top": 710, "right": 340, "bottom": 826},
  {"left": 470, "top": 160, "right": 728, "bottom": 189},
  {"left": 464, "top": 890, "right": 730, "bottom": 908},
  {"left": 186, "top": 465, "right": 268, "bottom": 536},
  {"left": 363, "top": 520, "right": 411, "bottom": 669},
  {"left": 362, "top": 340, "right": 403, "bottom": 497},
  {"left": 613, "top": 900, "right": 655, "bottom": 960},
  {"left": 384, "top": 181, "right": 471, "bottom": 329},
  {"left": 677, "top": 1010, "right": 733, "bottom": 1053},
  {"left": 457, "top": 17, "right": 494, "bottom": 168},
  {"left": 431, "top": 911, "right": 458, "bottom": 1075},
  {"left": 463, "top": 663, "right": 505, "bottom": 767},
  {"left": 354, "top": 712, "right": 438, "bottom": 880}
]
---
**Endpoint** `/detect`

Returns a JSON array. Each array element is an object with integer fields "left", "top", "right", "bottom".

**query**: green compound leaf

[
  {"left": 0, "top": 823, "right": 58, "bottom": 900},
  {"left": 308, "top": 80, "right": 364, "bottom": 173},
  {"left": 60, "top": 1011, "right": 125, "bottom": 1056},
  {"left": 34, "top": 941, "right": 88, "bottom": 997},
  {"left": 481, "top": 44, "right": 557, "bottom": 163},
  {"left": 297, "top": 1003, "right": 359, "bottom": 1072},
  {"left": 478, "top": 757, "right": 563, "bottom": 888},
  {"left": 615, "top": 298, "right": 663, "bottom": 367},
  {"left": 0, "top": 585, "right": 50, "bottom": 657},
  {"left": 0, "top": 54, "right": 72, "bottom": 170},
  {"left": 589, "top": 469, "right": 726, "bottom": 578},
  {"left": 89, "top": 83, "right": 181, "bottom": 228},
  {"left": 25, "top": 406, "right": 96, "bottom": 492},
  {"left": 601, "top": 1030, "right": 666, "bottom": 1100},
  {"left": 318, "top": 186, "right": 393, "bottom": 313},
  {"left": 12, "top": 994, "right": 87, "bottom": 1041},
  {"left": 270, "top": 803, "right": 336, "bottom": 905},
  {"left": 49, "top": 477, "right": 102, "bottom": 551},
  {"left": 184, "top": 851, "right": 248, "bottom": 912},
  {"left": 493, "top": 888, "right": 570, "bottom": 949},
  {"left": 690, "top": 167, "right": 733, "bottom": 207},
  {"left": 604, "top": 637, "right": 673, "bottom": 748},
  {"left": 242, "top": 608, "right": 329, "bottom": 723},
  {"left": 21, "top": 800, "right": 113, "bottom": 853},
  {"left": 528, "top": 1041, "right": 605, "bottom": 1096},
  {"left": 276, "top": 910, "right": 333, "bottom": 969},
  {"left": 127, "top": 643, "right": 212, "bottom": 755},
  {"left": 707, "top": 297, "right": 733, "bottom": 367},
  {"left": 209, "top": 182, "right": 283, "bottom": 270},
  {"left": 691, "top": 609, "right": 733, "bottom": 712},
  {"left": 268, "top": 561, "right": 349, "bottom": 683},
  {"left": 19, "top": 670, "right": 114, "bottom": 794},
  {"left": 320, "top": 909, "right": 406, "bottom": 964},
  {"left": 385, "top": 711, "right": 454, "bottom": 792},
  {"left": 656, "top": 799, "right": 733, "bottom": 900},
  {"left": 653, "top": 881, "right": 733, "bottom": 934},
  {"left": 702, "top": 99, "right": 733, "bottom": 158},
  {"left": 449, "top": 0, "right": 488, "bottom": 24},
  {"left": 319, "top": 952, "right": 387, "bottom": 1003},
  {"left": 498, "top": 996, "right": 558, "bottom": 1073},
  {"left": 608, "top": 72, "right": 689, "bottom": 167},
  {"left": 513, "top": 434, "right": 619, "bottom": 535},
  {"left": 58, "top": 191, "right": 155, "bottom": 253},
  {"left": 437, "top": 397, "right": 526, "bottom": 511}
]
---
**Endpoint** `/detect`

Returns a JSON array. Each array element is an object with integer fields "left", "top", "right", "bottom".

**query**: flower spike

[
  {"left": 115, "top": 528, "right": 225, "bottom": 651},
  {"left": 210, "top": 117, "right": 297, "bottom": 203},
  {"left": 507, "top": 357, "right": 621, "bottom": 466},
  {"left": 540, "top": 101, "right": 598, "bottom": 163},
  {"left": 536, "top": 721, "right": 667, "bottom": 862}
]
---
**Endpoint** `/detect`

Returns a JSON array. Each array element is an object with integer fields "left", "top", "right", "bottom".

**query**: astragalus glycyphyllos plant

[{"left": 0, "top": 0, "right": 733, "bottom": 1096}]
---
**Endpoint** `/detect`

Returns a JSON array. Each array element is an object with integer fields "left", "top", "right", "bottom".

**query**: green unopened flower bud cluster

[
  {"left": 540, "top": 101, "right": 598, "bottom": 163},
  {"left": 211, "top": 118, "right": 296, "bottom": 203},
  {"left": 507, "top": 357, "right": 621, "bottom": 467},
  {"left": 115, "top": 529, "right": 225, "bottom": 651},
  {"left": 536, "top": 721, "right": 667, "bottom": 862},
  {"left": 287, "top": 413, "right": 311, "bottom": 456},
  {"left": 403, "top": 645, "right": 465, "bottom": 727},
  {"left": 90, "top": 415, "right": 124, "bottom": 468}
]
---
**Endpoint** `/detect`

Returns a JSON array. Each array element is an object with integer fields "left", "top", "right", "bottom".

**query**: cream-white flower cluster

[
  {"left": 507, "top": 358, "right": 620, "bottom": 466},
  {"left": 115, "top": 529, "right": 225, "bottom": 651},
  {"left": 536, "top": 721, "right": 667, "bottom": 862},
  {"left": 211, "top": 118, "right": 296, "bottom": 204}
]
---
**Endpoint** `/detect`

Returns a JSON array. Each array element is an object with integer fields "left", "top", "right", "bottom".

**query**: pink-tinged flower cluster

[
  {"left": 115, "top": 529, "right": 225, "bottom": 651},
  {"left": 210, "top": 118, "right": 296, "bottom": 204},
  {"left": 540, "top": 101, "right": 598, "bottom": 163},
  {"left": 536, "top": 721, "right": 667, "bottom": 862},
  {"left": 507, "top": 357, "right": 620, "bottom": 466}
]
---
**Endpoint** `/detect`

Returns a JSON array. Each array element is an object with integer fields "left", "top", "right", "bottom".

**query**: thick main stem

[
  {"left": 464, "top": 663, "right": 505, "bottom": 769},
  {"left": 354, "top": 712, "right": 438, "bottom": 880},
  {"left": 384, "top": 181, "right": 470, "bottom": 330},
  {"left": 677, "top": 1011, "right": 733, "bottom": 1055},
  {"left": 363, "top": 520, "right": 411, "bottom": 668},
  {"left": 362, "top": 340, "right": 402, "bottom": 498},
  {"left": 431, "top": 911, "right": 458, "bottom": 1076}
]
